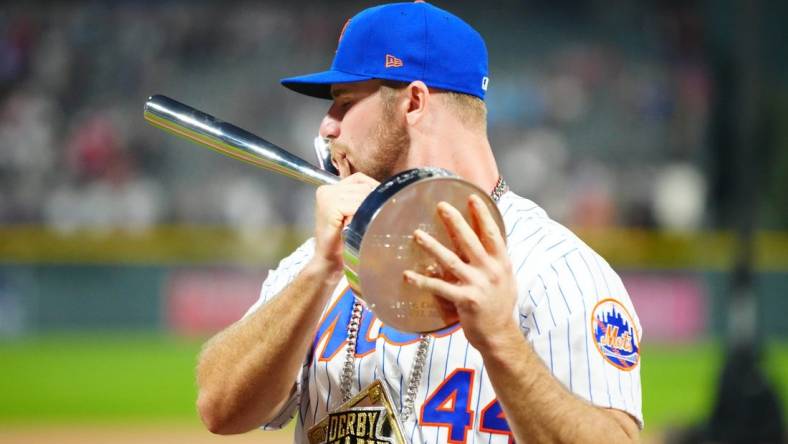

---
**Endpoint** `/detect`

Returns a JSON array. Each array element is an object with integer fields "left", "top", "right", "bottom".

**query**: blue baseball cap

[{"left": 281, "top": 2, "right": 489, "bottom": 100}]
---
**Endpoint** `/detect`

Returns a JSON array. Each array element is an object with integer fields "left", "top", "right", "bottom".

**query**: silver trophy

[{"left": 144, "top": 95, "right": 504, "bottom": 333}]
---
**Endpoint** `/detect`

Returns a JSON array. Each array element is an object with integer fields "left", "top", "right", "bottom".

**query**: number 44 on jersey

[{"left": 420, "top": 369, "right": 515, "bottom": 443}]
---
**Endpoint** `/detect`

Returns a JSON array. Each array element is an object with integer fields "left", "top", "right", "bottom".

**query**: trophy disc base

[{"left": 353, "top": 175, "right": 504, "bottom": 333}]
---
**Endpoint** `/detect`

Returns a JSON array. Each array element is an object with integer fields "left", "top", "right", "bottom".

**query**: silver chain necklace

[{"left": 339, "top": 176, "right": 508, "bottom": 420}]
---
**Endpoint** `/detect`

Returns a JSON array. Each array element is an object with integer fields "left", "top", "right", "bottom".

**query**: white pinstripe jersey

[{"left": 245, "top": 191, "right": 643, "bottom": 443}]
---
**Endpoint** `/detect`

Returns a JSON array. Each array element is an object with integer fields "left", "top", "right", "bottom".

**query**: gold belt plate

[{"left": 308, "top": 380, "right": 406, "bottom": 444}]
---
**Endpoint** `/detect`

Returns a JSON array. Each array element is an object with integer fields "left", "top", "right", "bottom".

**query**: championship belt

[{"left": 308, "top": 380, "right": 406, "bottom": 444}]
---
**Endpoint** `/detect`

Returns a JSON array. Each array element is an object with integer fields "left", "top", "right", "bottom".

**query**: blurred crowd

[{"left": 0, "top": 1, "right": 748, "bottom": 235}]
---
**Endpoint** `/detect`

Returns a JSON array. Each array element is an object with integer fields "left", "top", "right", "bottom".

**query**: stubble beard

[
  {"left": 365, "top": 105, "right": 410, "bottom": 181},
  {"left": 328, "top": 99, "right": 411, "bottom": 181}
]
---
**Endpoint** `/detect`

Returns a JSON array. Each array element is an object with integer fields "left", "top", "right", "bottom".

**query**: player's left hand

[{"left": 403, "top": 194, "right": 519, "bottom": 349}]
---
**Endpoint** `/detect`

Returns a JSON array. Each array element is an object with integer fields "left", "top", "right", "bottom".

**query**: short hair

[{"left": 380, "top": 81, "right": 487, "bottom": 130}]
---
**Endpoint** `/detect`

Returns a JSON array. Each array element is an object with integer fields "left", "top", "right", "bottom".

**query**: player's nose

[{"left": 319, "top": 113, "right": 340, "bottom": 140}]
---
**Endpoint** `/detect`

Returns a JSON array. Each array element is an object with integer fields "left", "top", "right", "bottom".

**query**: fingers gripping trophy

[{"left": 155, "top": 2, "right": 644, "bottom": 443}]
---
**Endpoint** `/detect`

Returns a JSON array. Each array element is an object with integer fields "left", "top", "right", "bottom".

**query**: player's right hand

[{"left": 313, "top": 172, "right": 378, "bottom": 273}]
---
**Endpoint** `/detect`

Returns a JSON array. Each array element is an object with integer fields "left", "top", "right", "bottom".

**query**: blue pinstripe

[
  {"left": 538, "top": 274, "right": 558, "bottom": 327},
  {"left": 548, "top": 331, "right": 554, "bottom": 373},
  {"left": 511, "top": 226, "right": 543, "bottom": 250},
  {"left": 410, "top": 421, "right": 419, "bottom": 442},
  {"left": 443, "top": 334, "right": 454, "bottom": 378},
  {"left": 527, "top": 290, "right": 541, "bottom": 335},
  {"left": 564, "top": 256, "right": 594, "bottom": 403},
  {"left": 434, "top": 335, "right": 454, "bottom": 443},
  {"left": 515, "top": 233, "right": 547, "bottom": 274},
  {"left": 575, "top": 251, "right": 613, "bottom": 407},
  {"left": 299, "top": 382, "right": 308, "bottom": 426},
  {"left": 505, "top": 218, "right": 521, "bottom": 237},
  {"left": 311, "top": 351, "right": 320, "bottom": 424},
  {"left": 513, "top": 206, "right": 538, "bottom": 214},
  {"left": 357, "top": 353, "right": 362, "bottom": 392},
  {"left": 422, "top": 341, "right": 438, "bottom": 443},
  {"left": 324, "top": 362, "right": 332, "bottom": 415},
  {"left": 591, "top": 253, "right": 629, "bottom": 413},
  {"left": 546, "top": 238, "right": 566, "bottom": 251},
  {"left": 500, "top": 200, "right": 514, "bottom": 218},
  {"left": 472, "top": 365, "right": 486, "bottom": 444},
  {"left": 551, "top": 265, "right": 572, "bottom": 314}
]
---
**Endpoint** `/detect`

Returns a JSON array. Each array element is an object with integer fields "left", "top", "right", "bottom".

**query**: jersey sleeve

[
  {"left": 242, "top": 238, "right": 316, "bottom": 430},
  {"left": 244, "top": 238, "right": 316, "bottom": 317},
  {"left": 516, "top": 240, "right": 644, "bottom": 428}
]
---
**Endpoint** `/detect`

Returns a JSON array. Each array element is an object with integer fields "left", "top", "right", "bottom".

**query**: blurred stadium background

[{"left": 1, "top": 1, "right": 786, "bottom": 443}]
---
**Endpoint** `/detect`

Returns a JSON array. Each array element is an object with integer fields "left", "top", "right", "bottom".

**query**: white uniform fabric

[{"left": 245, "top": 191, "right": 643, "bottom": 443}]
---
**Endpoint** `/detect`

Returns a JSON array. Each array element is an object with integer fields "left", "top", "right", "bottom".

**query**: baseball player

[{"left": 196, "top": 2, "right": 643, "bottom": 443}]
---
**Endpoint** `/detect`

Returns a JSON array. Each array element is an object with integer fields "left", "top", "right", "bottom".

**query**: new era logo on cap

[{"left": 385, "top": 54, "right": 403, "bottom": 68}]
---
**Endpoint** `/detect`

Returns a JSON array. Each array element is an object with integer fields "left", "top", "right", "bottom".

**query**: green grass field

[{"left": 1, "top": 334, "right": 786, "bottom": 435}]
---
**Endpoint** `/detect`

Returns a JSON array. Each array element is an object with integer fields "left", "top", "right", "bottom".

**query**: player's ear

[{"left": 404, "top": 80, "right": 430, "bottom": 127}]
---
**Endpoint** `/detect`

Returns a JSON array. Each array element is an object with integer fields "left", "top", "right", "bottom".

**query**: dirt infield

[
  {"left": 0, "top": 424, "right": 293, "bottom": 444},
  {"left": 0, "top": 424, "right": 669, "bottom": 444}
]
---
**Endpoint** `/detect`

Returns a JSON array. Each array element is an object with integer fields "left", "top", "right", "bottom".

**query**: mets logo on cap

[{"left": 591, "top": 298, "right": 640, "bottom": 371}]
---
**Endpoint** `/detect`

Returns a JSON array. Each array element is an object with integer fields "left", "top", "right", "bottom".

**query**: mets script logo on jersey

[
  {"left": 591, "top": 298, "right": 640, "bottom": 371},
  {"left": 326, "top": 407, "right": 392, "bottom": 444}
]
